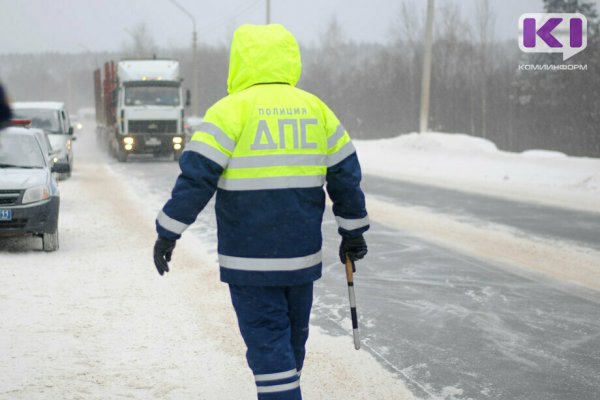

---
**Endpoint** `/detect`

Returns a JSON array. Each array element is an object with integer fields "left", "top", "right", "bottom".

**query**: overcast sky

[{"left": 0, "top": 0, "right": 598, "bottom": 54}]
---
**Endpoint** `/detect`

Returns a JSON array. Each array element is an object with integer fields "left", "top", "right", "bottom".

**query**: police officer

[{"left": 154, "top": 24, "right": 368, "bottom": 400}]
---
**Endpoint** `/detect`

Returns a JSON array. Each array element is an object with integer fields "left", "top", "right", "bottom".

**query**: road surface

[
  {"left": 111, "top": 155, "right": 600, "bottom": 400},
  {"left": 362, "top": 175, "right": 600, "bottom": 251}
]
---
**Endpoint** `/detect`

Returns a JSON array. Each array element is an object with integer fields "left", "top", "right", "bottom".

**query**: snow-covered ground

[
  {"left": 355, "top": 132, "right": 600, "bottom": 213},
  {"left": 0, "top": 132, "right": 415, "bottom": 400},
  {"left": 2, "top": 129, "right": 599, "bottom": 399}
]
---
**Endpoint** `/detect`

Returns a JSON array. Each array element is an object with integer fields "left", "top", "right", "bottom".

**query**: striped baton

[{"left": 345, "top": 255, "right": 360, "bottom": 350}]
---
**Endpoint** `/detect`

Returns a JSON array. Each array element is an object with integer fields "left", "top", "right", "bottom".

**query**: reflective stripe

[
  {"left": 255, "top": 369, "right": 298, "bottom": 382},
  {"left": 327, "top": 124, "right": 346, "bottom": 149},
  {"left": 184, "top": 140, "right": 230, "bottom": 168},
  {"left": 156, "top": 210, "right": 189, "bottom": 234},
  {"left": 219, "top": 250, "right": 322, "bottom": 272},
  {"left": 228, "top": 154, "right": 326, "bottom": 169},
  {"left": 218, "top": 175, "right": 325, "bottom": 191},
  {"left": 198, "top": 122, "right": 236, "bottom": 152},
  {"left": 327, "top": 140, "right": 356, "bottom": 167},
  {"left": 256, "top": 380, "right": 300, "bottom": 394},
  {"left": 335, "top": 215, "right": 370, "bottom": 230}
]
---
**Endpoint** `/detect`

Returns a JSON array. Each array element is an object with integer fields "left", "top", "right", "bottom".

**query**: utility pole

[
  {"left": 266, "top": 0, "right": 271, "bottom": 24},
  {"left": 419, "top": 0, "right": 435, "bottom": 133},
  {"left": 169, "top": 0, "right": 198, "bottom": 114}
]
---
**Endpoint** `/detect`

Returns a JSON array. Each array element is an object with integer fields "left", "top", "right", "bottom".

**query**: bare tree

[
  {"left": 399, "top": 1, "right": 424, "bottom": 107},
  {"left": 474, "top": 0, "right": 496, "bottom": 138},
  {"left": 122, "top": 22, "right": 158, "bottom": 59}
]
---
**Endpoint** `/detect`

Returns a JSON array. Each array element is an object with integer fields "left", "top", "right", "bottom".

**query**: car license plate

[
  {"left": 0, "top": 209, "right": 12, "bottom": 221},
  {"left": 146, "top": 138, "right": 161, "bottom": 146}
]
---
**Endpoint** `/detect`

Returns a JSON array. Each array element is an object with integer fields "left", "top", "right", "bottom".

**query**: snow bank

[
  {"left": 355, "top": 132, "right": 600, "bottom": 212},
  {"left": 388, "top": 132, "right": 498, "bottom": 153},
  {"left": 0, "top": 131, "right": 415, "bottom": 400},
  {"left": 521, "top": 149, "right": 568, "bottom": 159}
]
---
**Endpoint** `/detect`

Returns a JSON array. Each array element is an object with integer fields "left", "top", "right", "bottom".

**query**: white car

[
  {"left": 0, "top": 127, "right": 61, "bottom": 251},
  {"left": 12, "top": 102, "right": 76, "bottom": 178}
]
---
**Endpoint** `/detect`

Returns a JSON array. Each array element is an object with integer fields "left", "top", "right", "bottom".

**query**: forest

[{"left": 1, "top": 0, "right": 598, "bottom": 156}]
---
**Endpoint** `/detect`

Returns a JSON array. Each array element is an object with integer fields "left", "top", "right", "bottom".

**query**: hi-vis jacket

[{"left": 156, "top": 24, "right": 369, "bottom": 286}]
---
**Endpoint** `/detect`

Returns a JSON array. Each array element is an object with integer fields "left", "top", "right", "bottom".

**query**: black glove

[
  {"left": 339, "top": 234, "right": 368, "bottom": 264},
  {"left": 153, "top": 236, "right": 176, "bottom": 276}
]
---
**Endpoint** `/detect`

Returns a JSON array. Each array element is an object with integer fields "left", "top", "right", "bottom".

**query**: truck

[{"left": 94, "top": 59, "right": 190, "bottom": 162}]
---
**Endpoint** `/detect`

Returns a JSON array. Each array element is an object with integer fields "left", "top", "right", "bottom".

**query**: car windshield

[
  {"left": 0, "top": 134, "right": 46, "bottom": 168},
  {"left": 12, "top": 108, "right": 61, "bottom": 134},
  {"left": 125, "top": 85, "right": 180, "bottom": 106}
]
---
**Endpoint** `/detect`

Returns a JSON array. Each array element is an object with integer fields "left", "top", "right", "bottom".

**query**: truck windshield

[
  {"left": 124, "top": 86, "right": 180, "bottom": 106},
  {"left": 13, "top": 109, "right": 61, "bottom": 134}
]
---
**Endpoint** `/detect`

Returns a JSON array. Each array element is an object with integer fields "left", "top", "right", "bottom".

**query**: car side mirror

[{"left": 185, "top": 89, "right": 191, "bottom": 107}]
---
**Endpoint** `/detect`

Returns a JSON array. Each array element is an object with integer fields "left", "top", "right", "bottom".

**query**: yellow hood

[{"left": 227, "top": 24, "right": 302, "bottom": 94}]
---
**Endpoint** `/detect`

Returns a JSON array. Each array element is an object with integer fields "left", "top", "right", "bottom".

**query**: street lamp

[{"left": 168, "top": 0, "right": 198, "bottom": 114}]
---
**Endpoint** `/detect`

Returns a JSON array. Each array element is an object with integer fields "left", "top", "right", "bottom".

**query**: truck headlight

[
  {"left": 22, "top": 185, "right": 50, "bottom": 204},
  {"left": 172, "top": 137, "right": 183, "bottom": 144},
  {"left": 123, "top": 137, "right": 134, "bottom": 145}
]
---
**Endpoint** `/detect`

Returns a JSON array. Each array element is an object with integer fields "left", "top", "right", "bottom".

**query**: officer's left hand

[
  {"left": 153, "top": 236, "right": 176, "bottom": 276},
  {"left": 339, "top": 234, "right": 368, "bottom": 264}
]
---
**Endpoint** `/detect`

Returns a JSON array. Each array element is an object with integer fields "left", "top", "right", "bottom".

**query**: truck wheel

[
  {"left": 43, "top": 229, "right": 59, "bottom": 252},
  {"left": 117, "top": 147, "right": 128, "bottom": 162}
]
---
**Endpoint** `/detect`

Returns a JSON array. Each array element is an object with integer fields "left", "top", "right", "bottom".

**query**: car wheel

[
  {"left": 43, "top": 229, "right": 59, "bottom": 252},
  {"left": 63, "top": 167, "right": 72, "bottom": 179}
]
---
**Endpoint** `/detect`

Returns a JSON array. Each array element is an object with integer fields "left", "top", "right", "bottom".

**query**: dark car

[{"left": 0, "top": 127, "right": 61, "bottom": 251}]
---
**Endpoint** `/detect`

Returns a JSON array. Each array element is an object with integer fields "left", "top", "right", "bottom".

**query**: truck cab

[{"left": 105, "top": 60, "right": 189, "bottom": 162}]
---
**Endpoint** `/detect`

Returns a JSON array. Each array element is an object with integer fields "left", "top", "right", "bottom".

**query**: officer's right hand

[
  {"left": 339, "top": 234, "right": 368, "bottom": 264},
  {"left": 153, "top": 236, "right": 176, "bottom": 276}
]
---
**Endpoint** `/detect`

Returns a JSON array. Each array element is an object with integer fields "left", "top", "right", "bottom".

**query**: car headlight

[{"left": 22, "top": 185, "right": 50, "bottom": 204}]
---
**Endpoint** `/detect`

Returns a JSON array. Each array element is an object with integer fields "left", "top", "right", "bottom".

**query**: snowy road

[
  {"left": 0, "top": 133, "right": 414, "bottom": 400},
  {"left": 5, "top": 130, "right": 597, "bottom": 399},
  {"left": 110, "top": 152, "right": 600, "bottom": 399},
  {"left": 362, "top": 175, "right": 600, "bottom": 252}
]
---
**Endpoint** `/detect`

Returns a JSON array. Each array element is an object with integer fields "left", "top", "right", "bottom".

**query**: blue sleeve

[
  {"left": 325, "top": 153, "right": 370, "bottom": 238},
  {"left": 155, "top": 151, "right": 224, "bottom": 240}
]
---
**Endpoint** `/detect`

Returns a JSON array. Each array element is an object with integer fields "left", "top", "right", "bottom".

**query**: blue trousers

[{"left": 229, "top": 283, "right": 314, "bottom": 400}]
